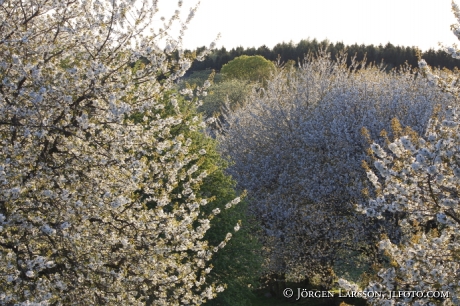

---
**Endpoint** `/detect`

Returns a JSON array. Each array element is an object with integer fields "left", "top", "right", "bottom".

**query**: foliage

[
  {"left": 199, "top": 79, "right": 254, "bottom": 119},
  {"left": 217, "top": 50, "right": 455, "bottom": 284},
  {"left": 203, "top": 199, "right": 263, "bottom": 306},
  {"left": 220, "top": 55, "right": 275, "bottom": 85},
  {"left": 181, "top": 70, "right": 224, "bottom": 88},
  {"left": 178, "top": 70, "right": 254, "bottom": 121},
  {"left": 0, "top": 0, "right": 243, "bottom": 304},
  {"left": 157, "top": 93, "right": 263, "bottom": 306}
]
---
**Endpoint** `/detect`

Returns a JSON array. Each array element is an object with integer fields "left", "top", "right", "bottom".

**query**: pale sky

[{"left": 156, "top": 0, "right": 459, "bottom": 52}]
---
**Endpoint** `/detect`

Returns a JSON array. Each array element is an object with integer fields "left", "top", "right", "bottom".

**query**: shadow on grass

[{"left": 250, "top": 290, "right": 367, "bottom": 306}]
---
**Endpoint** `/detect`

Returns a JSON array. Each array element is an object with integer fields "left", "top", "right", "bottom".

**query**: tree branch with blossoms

[{"left": 0, "top": 0, "right": 237, "bottom": 305}]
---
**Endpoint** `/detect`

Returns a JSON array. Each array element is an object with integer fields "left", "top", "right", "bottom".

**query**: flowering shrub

[
  {"left": 339, "top": 2, "right": 460, "bottom": 304},
  {"left": 340, "top": 107, "right": 460, "bottom": 305},
  {"left": 217, "top": 51, "right": 455, "bottom": 282},
  {"left": 0, "top": 0, "right": 241, "bottom": 304}
]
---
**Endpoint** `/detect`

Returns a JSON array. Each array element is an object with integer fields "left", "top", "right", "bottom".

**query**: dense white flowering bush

[
  {"left": 218, "top": 51, "right": 455, "bottom": 282},
  {"left": 0, "top": 0, "right": 240, "bottom": 304}
]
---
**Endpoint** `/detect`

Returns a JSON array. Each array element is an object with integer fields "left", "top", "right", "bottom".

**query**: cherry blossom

[{"left": 0, "top": 0, "right": 235, "bottom": 304}]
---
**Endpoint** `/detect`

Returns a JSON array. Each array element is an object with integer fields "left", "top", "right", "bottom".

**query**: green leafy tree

[
  {"left": 180, "top": 95, "right": 263, "bottom": 306},
  {"left": 181, "top": 70, "right": 223, "bottom": 88},
  {"left": 199, "top": 79, "right": 253, "bottom": 118},
  {"left": 141, "top": 92, "right": 263, "bottom": 306},
  {"left": 200, "top": 167, "right": 263, "bottom": 306},
  {"left": 179, "top": 69, "right": 253, "bottom": 121},
  {"left": 220, "top": 55, "right": 275, "bottom": 85}
]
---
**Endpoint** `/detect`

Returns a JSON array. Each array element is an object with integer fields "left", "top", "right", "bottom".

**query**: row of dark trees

[{"left": 187, "top": 39, "right": 460, "bottom": 73}]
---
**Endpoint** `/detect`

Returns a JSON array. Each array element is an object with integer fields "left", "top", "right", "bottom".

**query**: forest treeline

[{"left": 187, "top": 39, "right": 460, "bottom": 73}]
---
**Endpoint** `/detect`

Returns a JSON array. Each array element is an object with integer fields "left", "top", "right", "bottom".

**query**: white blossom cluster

[
  {"left": 218, "top": 51, "right": 455, "bottom": 281},
  {"left": 337, "top": 3, "right": 460, "bottom": 304},
  {"left": 348, "top": 107, "right": 460, "bottom": 305},
  {"left": 417, "top": 58, "right": 459, "bottom": 96},
  {"left": 0, "top": 0, "right": 234, "bottom": 304},
  {"left": 418, "top": 2, "right": 460, "bottom": 96}
]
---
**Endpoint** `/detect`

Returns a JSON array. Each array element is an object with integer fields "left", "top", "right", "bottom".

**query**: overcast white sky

[{"left": 156, "top": 0, "right": 459, "bottom": 52}]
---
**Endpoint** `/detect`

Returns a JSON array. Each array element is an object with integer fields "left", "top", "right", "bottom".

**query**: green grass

[{"left": 249, "top": 289, "right": 367, "bottom": 306}]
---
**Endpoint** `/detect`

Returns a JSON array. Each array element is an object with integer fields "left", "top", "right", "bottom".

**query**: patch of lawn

[{"left": 249, "top": 290, "right": 367, "bottom": 306}]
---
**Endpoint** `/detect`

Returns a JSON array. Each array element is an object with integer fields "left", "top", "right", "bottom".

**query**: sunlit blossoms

[
  {"left": 418, "top": 1, "right": 460, "bottom": 95},
  {"left": 337, "top": 2, "right": 460, "bottom": 304},
  {"left": 0, "top": 0, "right": 236, "bottom": 305},
  {"left": 345, "top": 107, "right": 460, "bottom": 305}
]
